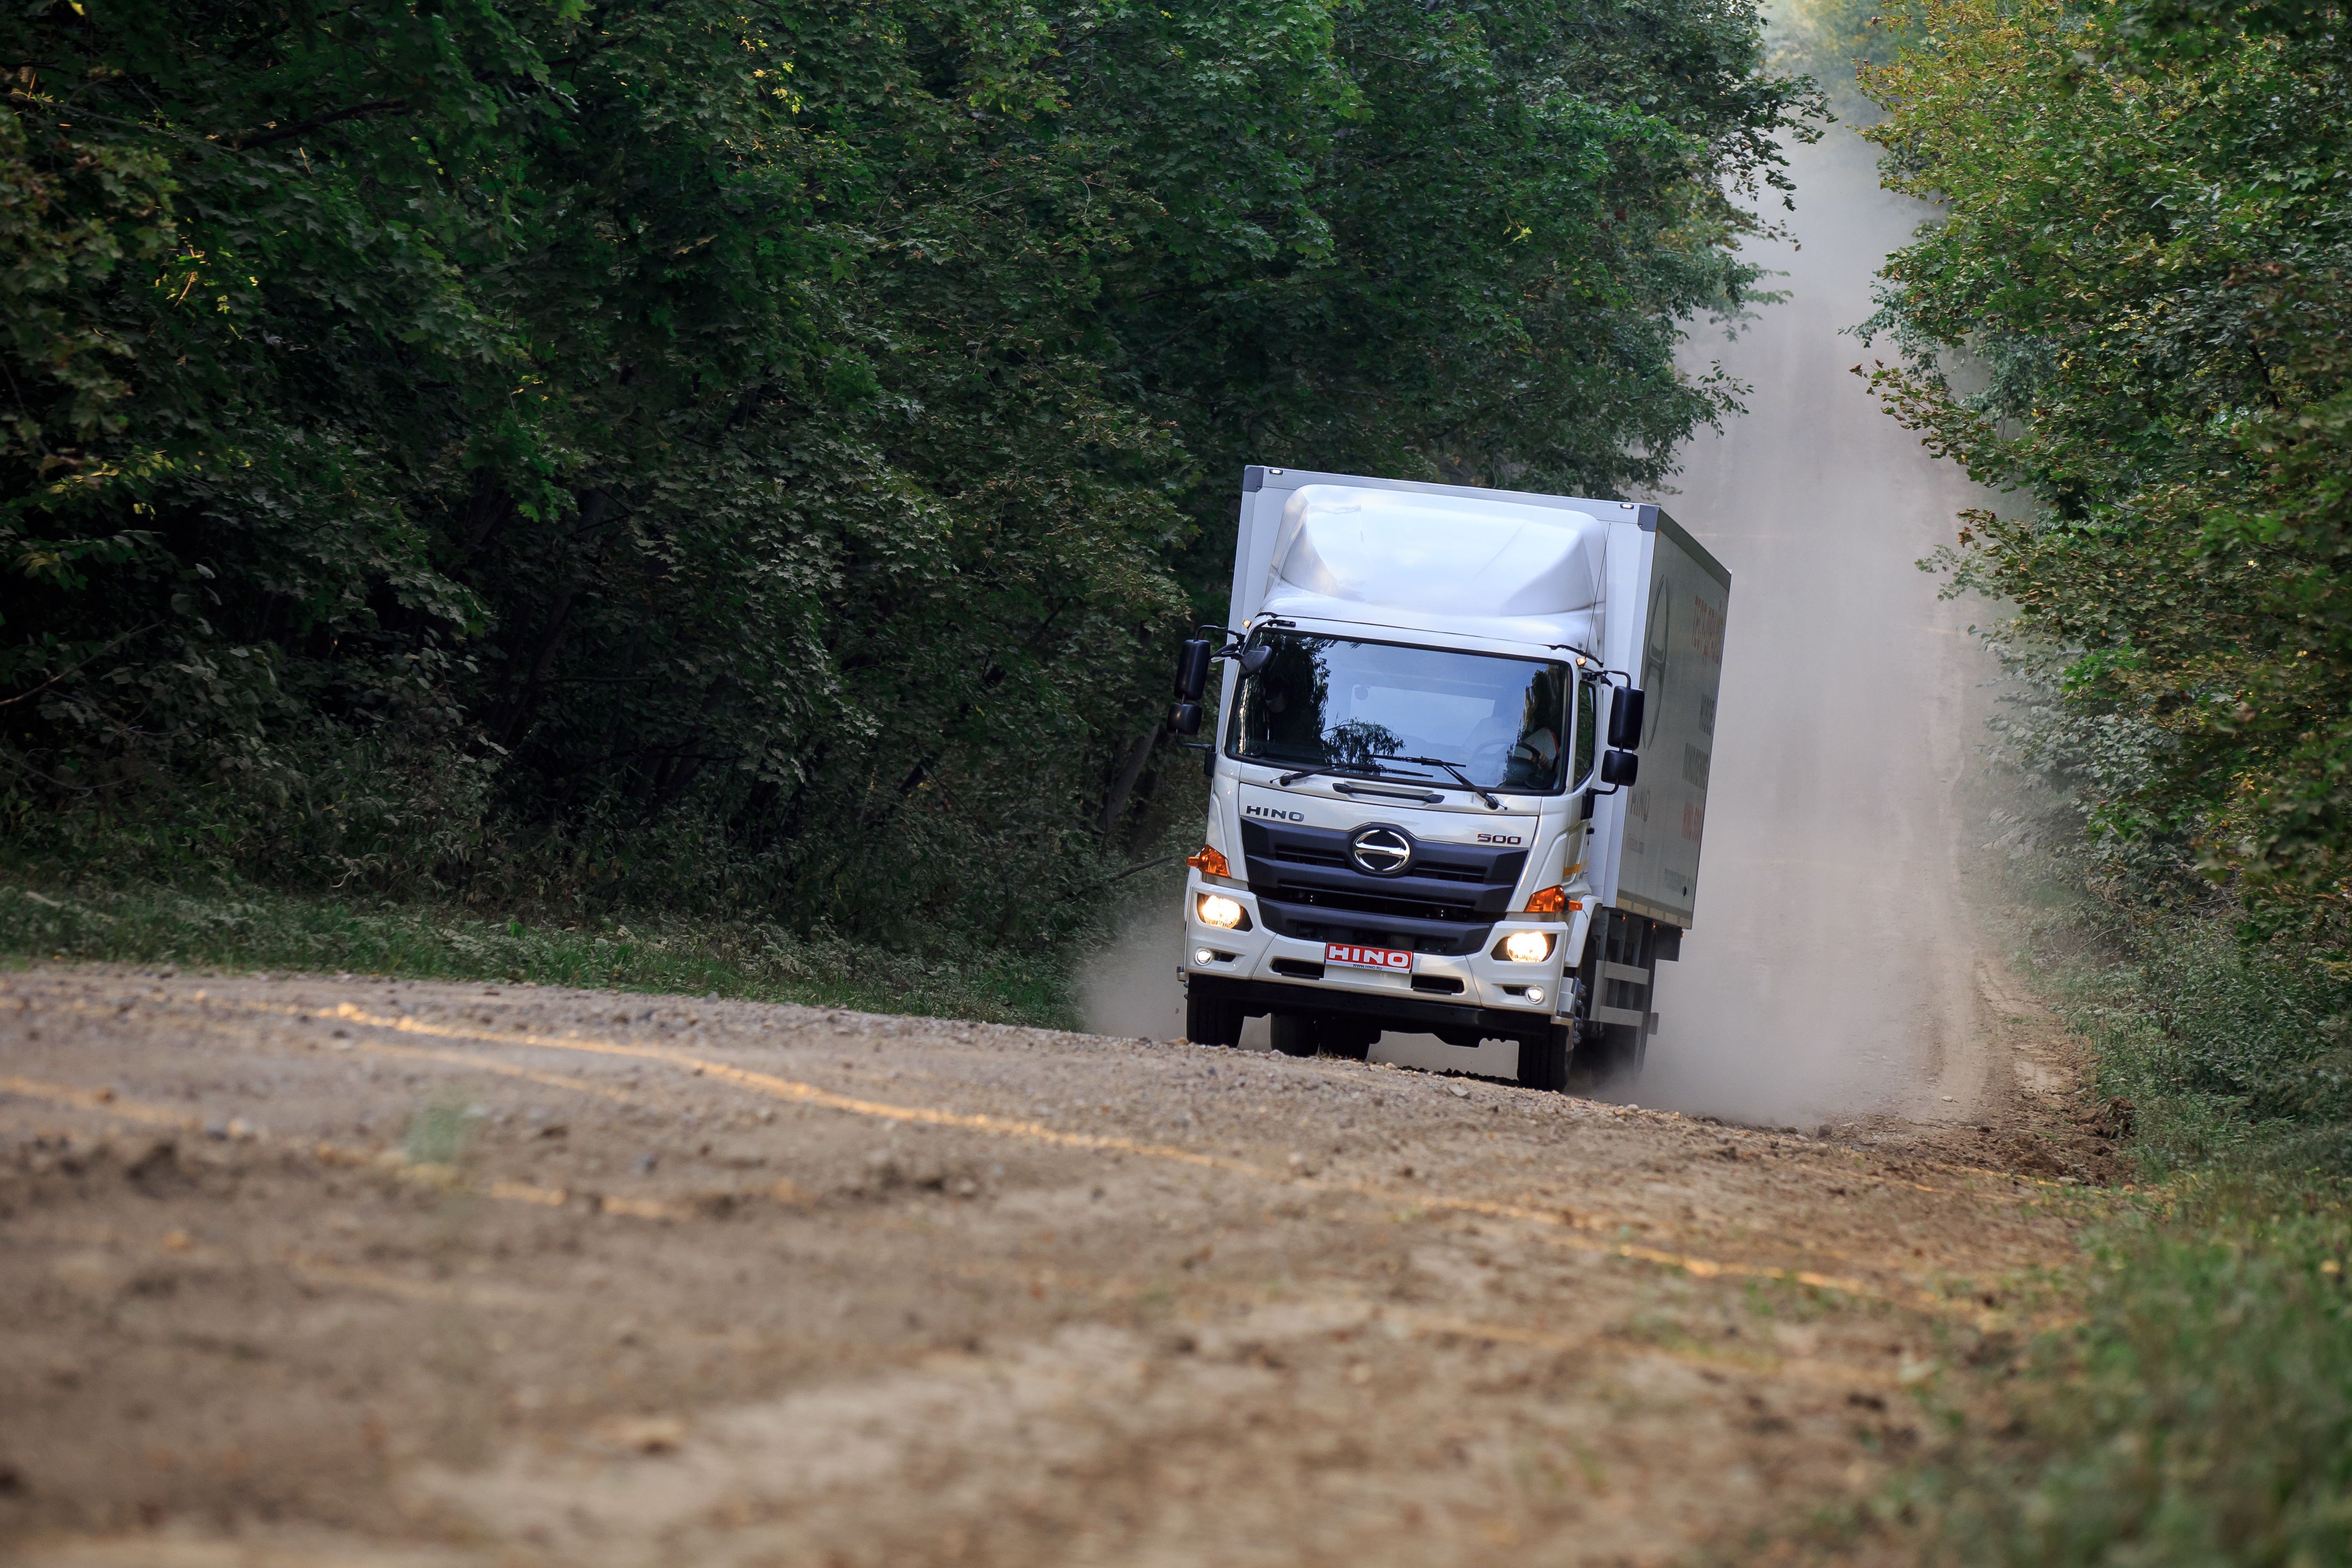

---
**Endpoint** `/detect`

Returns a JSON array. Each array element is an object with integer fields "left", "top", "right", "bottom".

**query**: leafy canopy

[
  {"left": 1857, "top": 0, "right": 2352, "bottom": 911},
  {"left": 0, "top": 0, "right": 1816, "bottom": 938}
]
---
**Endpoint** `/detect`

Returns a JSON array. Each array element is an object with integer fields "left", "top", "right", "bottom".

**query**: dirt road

[
  {"left": 1631, "top": 127, "right": 2012, "bottom": 1132},
  {"left": 1, "top": 964, "right": 2113, "bottom": 1568}
]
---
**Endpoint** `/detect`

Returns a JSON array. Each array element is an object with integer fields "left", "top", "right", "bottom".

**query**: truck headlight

[
  {"left": 1196, "top": 894, "right": 1247, "bottom": 930},
  {"left": 1500, "top": 930, "right": 1554, "bottom": 963}
]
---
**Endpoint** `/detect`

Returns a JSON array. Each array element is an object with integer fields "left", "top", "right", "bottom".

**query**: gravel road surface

[{"left": 2, "top": 963, "right": 2113, "bottom": 1568}]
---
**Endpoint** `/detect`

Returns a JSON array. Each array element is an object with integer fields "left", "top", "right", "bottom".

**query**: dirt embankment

[{"left": 1, "top": 964, "right": 2114, "bottom": 1568}]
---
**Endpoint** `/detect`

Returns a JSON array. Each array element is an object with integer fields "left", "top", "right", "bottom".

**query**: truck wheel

[
  {"left": 1270, "top": 1012, "right": 1321, "bottom": 1057},
  {"left": 1319, "top": 1017, "right": 1377, "bottom": 1061},
  {"left": 1519, "top": 1025, "right": 1572, "bottom": 1092},
  {"left": 1186, "top": 991, "right": 1244, "bottom": 1048},
  {"left": 1573, "top": 1022, "right": 1644, "bottom": 1090}
]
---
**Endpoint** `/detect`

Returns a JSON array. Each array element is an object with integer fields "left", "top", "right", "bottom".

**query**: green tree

[
  {"left": 1857, "top": 0, "right": 2352, "bottom": 914},
  {"left": 0, "top": 0, "right": 1817, "bottom": 944}
]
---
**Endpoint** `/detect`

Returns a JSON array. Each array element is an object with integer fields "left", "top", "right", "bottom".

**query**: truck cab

[{"left": 1174, "top": 467, "right": 1728, "bottom": 1092}]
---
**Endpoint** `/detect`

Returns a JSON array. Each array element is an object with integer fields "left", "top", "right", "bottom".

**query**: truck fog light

[
  {"left": 1196, "top": 894, "right": 1247, "bottom": 930},
  {"left": 1525, "top": 986, "right": 1544, "bottom": 1006},
  {"left": 1501, "top": 930, "right": 1554, "bottom": 963},
  {"left": 1194, "top": 947, "right": 1215, "bottom": 965}
]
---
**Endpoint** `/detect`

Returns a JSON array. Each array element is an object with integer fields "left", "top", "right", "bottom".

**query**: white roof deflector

[{"left": 1264, "top": 484, "right": 1607, "bottom": 624}]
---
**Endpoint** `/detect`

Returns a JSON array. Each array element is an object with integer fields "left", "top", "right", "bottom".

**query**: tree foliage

[
  {"left": 1769, "top": 0, "right": 1919, "bottom": 117},
  {"left": 0, "top": 0, "right": 1814, "bottom": 939},
  {"left": 1857, "top": 0, "right": 2352, "bottom": 922}
]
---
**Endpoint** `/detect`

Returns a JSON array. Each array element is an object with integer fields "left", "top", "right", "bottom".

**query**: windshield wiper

[
  {"left": 1373, "top": 753, "right": 1500, "bottom": 810},
  {"left": 1273, "top": 760, "right": 1388, "bottom": 788}
]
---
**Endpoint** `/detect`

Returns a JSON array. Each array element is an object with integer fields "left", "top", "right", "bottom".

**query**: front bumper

[
  {"left": 1183, "top": 973, "right": 1555, "bottom": 1040},
  {"left": 1182, "top": 871, "right": 1564, "bottom": 1021}
]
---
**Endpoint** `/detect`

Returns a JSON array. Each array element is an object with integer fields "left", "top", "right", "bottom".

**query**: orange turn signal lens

[
  {"left": 1187, "top": 845, "right": 1231, "bottom": 879},
  {"left": 1524, "top": 884, "right": 1568, "bottom": 915}
]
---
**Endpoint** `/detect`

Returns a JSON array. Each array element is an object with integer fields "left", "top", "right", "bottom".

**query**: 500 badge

[{"left": 1474, "top": 832, "right": 1524, "bottom": 845}]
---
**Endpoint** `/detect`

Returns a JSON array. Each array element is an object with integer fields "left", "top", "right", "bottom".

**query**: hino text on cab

[{"left": 1168, "top": 467, "right": 1730, "bottom": 1091}]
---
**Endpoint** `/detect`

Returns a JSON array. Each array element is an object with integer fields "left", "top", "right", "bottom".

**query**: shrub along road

[{"left": 0, "top": 966, "right": 2110, "bottom": 1565}]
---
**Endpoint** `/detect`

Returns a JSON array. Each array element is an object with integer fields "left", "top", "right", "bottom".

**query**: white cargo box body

[
  {"left": 1588, "top": 504, "right": 1730, "bottom": 928},
  {"left": 1227, "top": 466, "right": 1730, "bottom": 929}
]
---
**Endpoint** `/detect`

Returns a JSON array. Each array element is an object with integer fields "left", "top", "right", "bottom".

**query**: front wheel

[
  {"left": 1519, "top": 1025, "right": 1572, "bottom": 1092},
  {"left": 1187, "top": 989, "right": 1244, "bottom": 1048},
  {"left": 1270, "top": 1011, "right": 1321, "bottom": 1058},
  {"left": 1318, "top": 1016, "right": 1378, "bottom": 1061}
]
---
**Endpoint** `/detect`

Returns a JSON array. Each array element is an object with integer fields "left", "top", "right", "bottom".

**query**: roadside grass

[
  {"left": 2007, "top": 879, "right": 2352, "bottom": 1182},
  {"left": 1898, "top": 1175, "right": 2352, "bottom": 1566},
  {"left": 1896, "top": 861, "right": 2352, "bottom": 1565},
  {"left": 0, "top": 876, "right": 1079, "bottom": 1029}
]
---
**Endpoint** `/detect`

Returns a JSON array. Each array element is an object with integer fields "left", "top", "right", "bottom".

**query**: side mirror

[
  {"left": 1169, "top": 701, "right": 1203, "bottom": 737},
  {"left": 1174, "top": 639, "right": 1213, "bottom": 701},
  {"left": 1237, "top": 645, "right": 1272, "bottom": 677},
  {"left": 1599, "top": 749, "right": 1639, "bottom": 787},
  {"left": 1607, "top": 687, "right": 1646, "bottom": 750}
]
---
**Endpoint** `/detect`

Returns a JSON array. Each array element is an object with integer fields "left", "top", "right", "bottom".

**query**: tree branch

[
  {"left": 0, "top": 622, "right": 157, "bottom": 709},
  {"left": 231, "top": 99, "right": 410, "bottom": 150}
]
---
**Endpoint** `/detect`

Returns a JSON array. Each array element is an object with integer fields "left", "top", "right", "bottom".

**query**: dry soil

[{"left": 0, "top": 957, "right": 2114, "bottom": 1568}]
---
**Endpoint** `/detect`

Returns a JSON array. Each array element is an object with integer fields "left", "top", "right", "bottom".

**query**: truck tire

[
  {"left": 1318, "top": 1017, "right": 1378, "bottom": 1062},
  {"left": 1574, "top": 1021, "right": 1644, "bottom": 1089},
  {"left": 1270, "top": 1011, "right": 1320, "bottom": 1058},
  {"left": 1186, "top": 991, "right": 1244, "bottom": 1048},
  {"left": 1518, "top": 1025, "right": 1572, "bottom": 1092}
]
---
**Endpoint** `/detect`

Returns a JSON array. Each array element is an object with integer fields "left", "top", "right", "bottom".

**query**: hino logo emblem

[{"left": 1348, "top": 824, "right": 1415, "bottom": 876}]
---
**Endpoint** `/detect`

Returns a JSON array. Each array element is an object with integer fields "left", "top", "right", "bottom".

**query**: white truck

[{"left": 1169, "top": 466, "right": 1730, "bottom": 1091}]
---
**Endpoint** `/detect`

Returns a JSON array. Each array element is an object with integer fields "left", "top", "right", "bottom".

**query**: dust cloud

[
  {"left": 1080, "top": 902, "right": 1281, "bottom": 1050},
  {"left": 1083, "top": 131, "right": 2004, "bottom": 1122},
  {"left": 1078, "top": 903, "right": 1188, "bottom": 1042},
  {"left": 1633, "top": 129, "right": 2003, "bottom": 1127}
]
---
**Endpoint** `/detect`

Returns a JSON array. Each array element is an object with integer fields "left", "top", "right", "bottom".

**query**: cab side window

[
  {"left": 1572, "top": 679, "right": 1597, "bottom": 788},
  {"left": 1501, "top": 666, "right": 1570, "bottom": 790}
]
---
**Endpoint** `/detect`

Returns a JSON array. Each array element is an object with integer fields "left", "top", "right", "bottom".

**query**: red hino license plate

[{"left": 1325, "top": 942, "right": 1415, "bottom": 974}]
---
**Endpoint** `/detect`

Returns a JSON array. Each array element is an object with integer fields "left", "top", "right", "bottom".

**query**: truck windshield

[{"left": 1230, "top": 631, "right": 1574, "bottom": 792}]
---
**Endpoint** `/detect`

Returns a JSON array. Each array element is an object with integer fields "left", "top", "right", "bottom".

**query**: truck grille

[
  {"left": 1263, "top": 838, "right": 1489, "bottom": 884},
  {"left": 1238, "top": 821, "right": 1528, "bottom": 958}
]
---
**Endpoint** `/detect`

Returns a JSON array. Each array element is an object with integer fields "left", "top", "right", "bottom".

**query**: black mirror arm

[
  {"left": 1548, "top": 645, "right": 1634, "bottom": 687},
  {"left": 1196, "top": 624, "right": 1277, "bottom": 677},
  {"left": 1199, "top": 620, "right": 1288, "bottom": 649}
]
